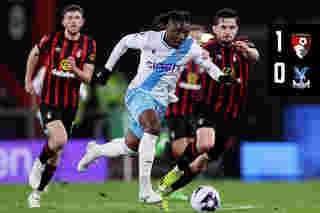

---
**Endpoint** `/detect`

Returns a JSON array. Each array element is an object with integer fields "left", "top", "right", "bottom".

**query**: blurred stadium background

[{"left": 4, "top": 0, "right": 320, "bottom": 212}]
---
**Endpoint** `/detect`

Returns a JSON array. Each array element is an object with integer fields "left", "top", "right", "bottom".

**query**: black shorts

[
  {"left": 197, "top": 112, "right": 243, "bottom": 159},
  {"left": 197, "top": 112, "right": 243, "bottom": 137},
  {"left": 166, "top": 115, "right": 197, "bottom": 141},
  {"left": 39, "top": 103, "right": 77, "bottom": 136}
]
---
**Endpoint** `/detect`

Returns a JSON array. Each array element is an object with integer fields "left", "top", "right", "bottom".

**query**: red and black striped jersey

[
  {"left": 166, "top": 61, "right": 202, "bottom": 117},
  {"left": 200, "top": 38, "right": 252, "bottom": 120},
  {"left": 37, "top": 31, "right": 96, "bottom": 109}
]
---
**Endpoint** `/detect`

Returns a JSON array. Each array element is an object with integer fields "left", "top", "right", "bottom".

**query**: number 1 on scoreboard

[{"left": 276, "top": 30, "right": 282, "bottom": 53}]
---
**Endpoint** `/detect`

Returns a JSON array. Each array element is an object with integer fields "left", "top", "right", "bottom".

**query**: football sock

[
  {"left": 139, "top": 132, "right": 157, "bottom": 195},
  {"left": 38, "top": 164, "right": 57, "bottom": 191},
  {"left": 39, "top": 143, "right": 55, "bottom": 165},
  {"left": 98, "top": 138, "right": 136, "bottom": 157},
  {"left": 171, "top": 171, "right": 197, "bottom": 192}
]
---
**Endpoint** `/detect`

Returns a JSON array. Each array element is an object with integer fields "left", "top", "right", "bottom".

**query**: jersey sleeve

[
  {"left": 192, "top": 45, "right": 224, "bottom": 81},
  {"left": 105, "top": 31, "right": 149, "bottom": 71},
  {"left": 37, "top": 34, "right": 51, "bottom": 55},
  {"left": 125, "top": 32, "right": 149, "bottom": 49},
  {"left": 84, "top": 39, "right": 97, "bottom": 64}
]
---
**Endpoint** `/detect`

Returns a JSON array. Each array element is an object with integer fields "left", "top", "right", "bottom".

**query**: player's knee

[
  {"left": 196, "top": 127, "right": 215, "bottom": 153},
  {"left": 139, "top": 110, "right": 161, "bottom": 135},
  {"left": 48, "top": 125, "right": 68, "bottom": 150},
  {"left": 47, "top": 151, "right": 62, "bottom": 166},
  {"left": 55, "top": 128, "right": 68, "bottom": 143},
  {"left": 143, "top": 119, "right": 161, "bottom": 136},
  {"left": 52, "top": 134, "right": 68, "bottom": 151}
]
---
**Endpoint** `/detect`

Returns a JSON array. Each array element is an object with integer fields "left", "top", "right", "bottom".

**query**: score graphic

[
  {"left": 273, "top": 62, "right": 285, "bottom": 84},
  {"left": 270, "top": 25, "right": 313, "bottom": 96}
]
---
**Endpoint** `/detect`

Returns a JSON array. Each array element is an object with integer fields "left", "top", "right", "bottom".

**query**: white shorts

[{"left": 125, "top": 88, "right": 166, "bottom": 139}]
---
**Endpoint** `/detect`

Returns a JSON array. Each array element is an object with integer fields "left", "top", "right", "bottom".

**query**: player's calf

[
  {"left": 190, "top": 153, "right": 209, "bottom": 173},
  {"left": 176, "top": 127, "right": 215, "bottom": 172}
]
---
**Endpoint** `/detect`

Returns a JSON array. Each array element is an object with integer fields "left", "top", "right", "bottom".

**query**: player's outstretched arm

[
  {"left": 105, "top": 32, "right": 148, "bottom": 71},
  {"left": 90, "top": 32, "right": 148, "bottom": 86},
  {"left": 194, "top": 48, "right": 241, "bottom": 85},
  {"left": 233, "top": 40, "right": 260, "bottom": 63}
]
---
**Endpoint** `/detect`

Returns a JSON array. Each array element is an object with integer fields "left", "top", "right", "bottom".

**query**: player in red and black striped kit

[
  {"left": 24, "top": 4, "right": 96, "bottom": 208},
  {"left": 158, "top": 8, "right": 260, "bottom": 205},
  {"left": 39, "top": 29, "right": 96, "bottom": 109},
  {"left": 165, "top": 25, "right": 204, "bottom": 159},
  {"left": 201, "top": 36, "right": 250, "bottom": 121}
]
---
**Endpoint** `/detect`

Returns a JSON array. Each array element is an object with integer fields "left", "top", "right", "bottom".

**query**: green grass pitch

[{"left": 1, "top": 179, "right": 320, "bottom": 212}]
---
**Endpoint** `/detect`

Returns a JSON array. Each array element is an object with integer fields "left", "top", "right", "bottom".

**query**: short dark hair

[
  {"left": 61, "top": 4, "right": 84, "bottom": 18},
  {"left": 213, "top": 8, "right": 239, "bottom": 26},
  {"left": 152, "top": 10, "right": 191, "bottom": 30}
]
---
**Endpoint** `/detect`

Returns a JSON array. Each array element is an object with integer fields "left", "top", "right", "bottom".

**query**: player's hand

[
  {"left": 233, "top": 40, "right": 249, "bottom": 57},
  {"left": 218, "top": 75, "right": 240, "bottom": 86},
  {"left": 90, "top": 68, "right": 111, "bottom": 86},
  {"left": 66, "top": 56, "right": 77, "bottom": 71},
  {"left": 25, "top": 80, "right": 36, "bottom": 95}
]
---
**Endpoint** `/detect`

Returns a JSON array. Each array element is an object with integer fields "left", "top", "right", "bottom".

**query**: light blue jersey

[{"left": 105, "top": 31, "right": 224, "bottom": 138}]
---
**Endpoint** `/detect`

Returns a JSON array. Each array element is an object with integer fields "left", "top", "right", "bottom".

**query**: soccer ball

[{"left": 190, "top": 185, "right": 221, "bottom": 212}]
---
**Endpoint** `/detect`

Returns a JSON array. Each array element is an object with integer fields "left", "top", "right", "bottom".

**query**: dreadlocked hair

[{"left": 150, "top": 10, "right": 192, "bottom": 31}]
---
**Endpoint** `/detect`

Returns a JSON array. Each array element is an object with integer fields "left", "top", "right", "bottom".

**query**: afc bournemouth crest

[{"left": 291, "top": 33, "right": 312, "bottom": 59}]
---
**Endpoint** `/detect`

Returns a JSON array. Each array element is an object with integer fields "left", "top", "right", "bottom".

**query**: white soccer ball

[{"left": 190, "top": 185, "right": 221, "bottom": 212}]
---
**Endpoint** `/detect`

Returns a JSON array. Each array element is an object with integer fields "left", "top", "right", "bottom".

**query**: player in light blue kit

[{"left": 78, "top": 11, "right": 236, "bottom": 205}]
